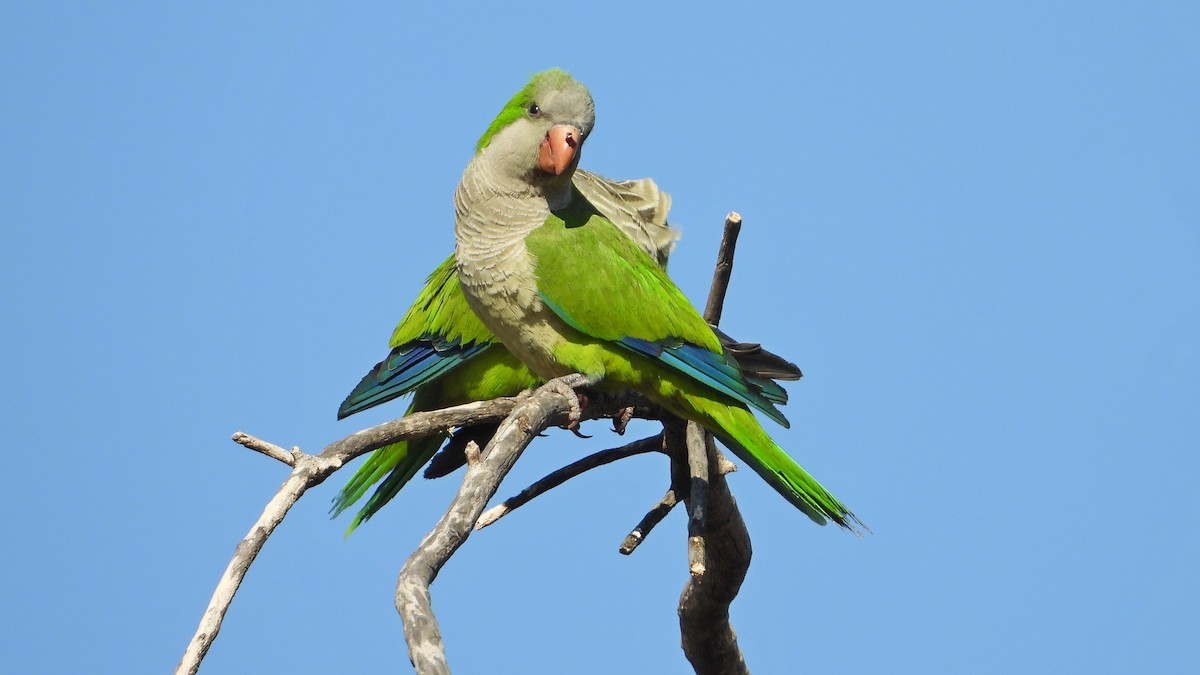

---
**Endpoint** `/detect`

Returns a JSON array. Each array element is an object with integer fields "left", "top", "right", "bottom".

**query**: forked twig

[{"left": 178, "top": 392, "right": 587, "bottom": 675}]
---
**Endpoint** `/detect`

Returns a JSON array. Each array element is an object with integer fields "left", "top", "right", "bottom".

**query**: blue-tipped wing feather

[
  {"left": 540, "top": 289, "right": 791, "bottom": 428},
  {"left": 618, "top": 336, "right": 791, "bottom": 428},
  {"left": 337, "top": 338, "right": 488, "bottom": 419}
]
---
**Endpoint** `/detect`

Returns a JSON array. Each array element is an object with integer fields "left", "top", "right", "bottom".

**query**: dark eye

[{"left": 527, "top": 103, "right": 541, "bottom": 117}]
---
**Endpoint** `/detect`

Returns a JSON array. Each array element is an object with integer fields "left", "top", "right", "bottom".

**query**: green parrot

[
  {"left": 332, "top": 170, "right": 679, "bottom": 533},
  {"left": 332, "top": 166, "right": 803, "bottom": 534},
  {"left": 453, "top": 69, "right": 860, "bottom": 529}
]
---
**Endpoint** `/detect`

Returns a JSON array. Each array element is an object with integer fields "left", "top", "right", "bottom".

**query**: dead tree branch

[
  {"left": 676, "top": 211, "right": 752, "bottom": 673},
  {"left": 678, "top": 431, "right": 752, "bottom": 675},
  {"left": 177, "top": 390, "right": 615, "bottom": 675},
  {"left": 704, "top": 211, "right": 742, "bottom": 326},
  {"left": 619, "top": 487, "right": 680, "bottom": 554},
  {"left": 394, "top": 374, "right": 593, "bottom": 673},
  {"left": 685, "top": 422, "right": 712, "bottom": 576}
]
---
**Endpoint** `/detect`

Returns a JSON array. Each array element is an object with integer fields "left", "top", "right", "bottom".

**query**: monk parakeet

[
  {"left": 453, "top": 69, "right": 859, "bottom": 529},
  {"left": 332, "top": 167, "right": 801, "bottom": 534},
  {"left": 330, "top": 170, "right": 680, "bottom": 533}
]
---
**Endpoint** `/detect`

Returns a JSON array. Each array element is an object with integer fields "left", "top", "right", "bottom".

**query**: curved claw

[
  {"left": 612, "top": 406, "right": 635, "bottom": 435},
  {"left": 540, "top": 373, "right": 598, "bottom": 431}
]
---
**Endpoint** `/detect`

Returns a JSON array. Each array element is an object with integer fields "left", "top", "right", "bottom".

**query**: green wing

[
  {"left": 386, "top": 255, "right": 494, "bottom": 349},
  {"left": 338, "top": 255, "right": 497, "bottom": 418},
  {"left": 527, "top": 192, "right": 788, "bottom": 426}
]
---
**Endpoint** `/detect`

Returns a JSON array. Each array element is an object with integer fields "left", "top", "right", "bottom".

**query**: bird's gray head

[{"left": 472, "top": 69, "right": 596, "bottom": 193}]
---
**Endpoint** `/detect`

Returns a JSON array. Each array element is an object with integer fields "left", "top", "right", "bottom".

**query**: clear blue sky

[{"left": 3, "top": 3, "right": 1197, "bottom": 673}]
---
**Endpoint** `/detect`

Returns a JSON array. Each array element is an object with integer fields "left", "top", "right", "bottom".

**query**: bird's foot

[{"left": 542, "top": 373, "right": 597, "bottom": 431}]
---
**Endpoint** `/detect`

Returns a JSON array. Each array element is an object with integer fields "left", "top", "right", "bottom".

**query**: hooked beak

[{"left": 537, "top": 124, "right": 582, "bottom": 176}]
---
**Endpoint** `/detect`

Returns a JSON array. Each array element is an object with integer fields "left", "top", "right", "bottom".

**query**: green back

[{"left": 527, "top": 192, "right": 722, "bottom": 352}]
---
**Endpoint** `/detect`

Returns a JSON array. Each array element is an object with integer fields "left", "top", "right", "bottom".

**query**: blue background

[{"left": 2, "top": 3, "right": 1197, "bottom": 673}]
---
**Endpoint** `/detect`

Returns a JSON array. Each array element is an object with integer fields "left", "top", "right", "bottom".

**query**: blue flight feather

[
  {"left": 538, "top": 291, "right": 790, "bottom": 427},
  {"left": 617, "top": 336, "right": 790, "bottom": 428},
  {"left": 338, "top": 339, "right": 488, "bottom": 419}
]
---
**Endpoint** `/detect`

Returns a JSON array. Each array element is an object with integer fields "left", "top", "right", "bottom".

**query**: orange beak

[{"left": 537, "top": 124, "right": 581, "bottom": 175}]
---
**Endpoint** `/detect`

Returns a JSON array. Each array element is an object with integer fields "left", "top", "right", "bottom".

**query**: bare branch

[
  {"left": 231, "top": 432, "right": 296, "bottom": 465},
  {"left": 685, "top": 422, "right": 711, "bottom": 576},
  {"left": 715, "top": 454, "right": 738, "bottom": 475},
  {"left": 180, "top": 383, "right": 644, "bottom": 675},
  {"left": 176, "top": 454, "right": 321, "bottom": 675},
  {"left": 619, "top": 487, "right": 679, "bottom": 555},
  {"left": 703, "top": 212, "right": 743, "bottom": 325},
  {"left": 463, "top": 440, "right": 482, "bottom": 467},
  {"left": 320, "top": 395, "right": 538, "bottom": 464},
  {"left": 395, "top": 374, "right": 591, "bottom": 674},
  {"left": 675, "top": 210, "right": 753, "bottom": 673},
  {"left": 177, "top": 397, "right": 553, "bottom": 674},
  {"left": 477, "top": 433, "right": 665, "bottom": 529},
  {"left": 678, "top": 432, "right": 752, "bottom": 675}
]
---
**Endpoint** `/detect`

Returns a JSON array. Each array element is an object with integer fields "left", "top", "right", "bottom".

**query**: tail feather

[
  {"left": 331, "top": 400, "right": 450, "bottom": 536},
  {"left": 697, "top": 400, "right": 863, "bottom": 533},
  {"left": 330, "top": 435, "right": 445, "bottom": 536},
  {"left": 712, "top": 326, "right": 803, "bottom": 382},
  {"left": 330, "top": 444, "right": 403, "bottom": 517}
]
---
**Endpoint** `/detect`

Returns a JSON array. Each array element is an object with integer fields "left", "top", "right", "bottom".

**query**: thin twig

[
  {"left": 232, "top": 432, "right": 296, "bottom": 465},
  {"left": 477, "top": 433, "right": 665, "bottom": 529},
  {"left": 619, "top": 488, "right": 679, "bottom": 555},
  {"left": 703, "top": 212, "right": 742, "bottom": 325}
]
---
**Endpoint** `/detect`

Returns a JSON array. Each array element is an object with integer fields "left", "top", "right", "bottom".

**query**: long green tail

[
  {"left": 330, "top": 435, "right": 444, "bottom": 536},
  {"left": 692, "top": 398, "right": 863, "bottom": 533},
  {"left": 329, "top": 399, "right": 448, "bottom": 536}
]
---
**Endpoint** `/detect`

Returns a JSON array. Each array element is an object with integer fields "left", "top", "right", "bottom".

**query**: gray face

[
  {"left": 481, "top": 78, "right": 596, "bottom": 188},
  {"left": 530, "top": 80, "right": 596, "bottom": 140}
]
